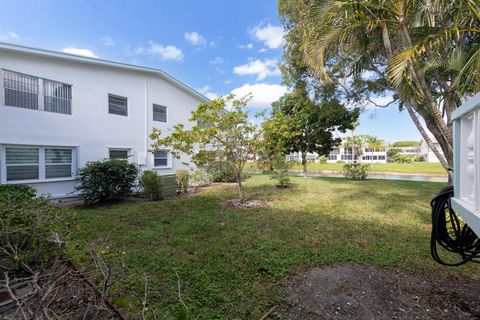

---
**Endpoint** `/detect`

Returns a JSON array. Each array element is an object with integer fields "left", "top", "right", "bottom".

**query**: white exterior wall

[
  {"left": 420, "top": 139, "right": 441, "bottom": 163},
  {"left": 0, "top": 50, "right": 204, "bottom": 197}
]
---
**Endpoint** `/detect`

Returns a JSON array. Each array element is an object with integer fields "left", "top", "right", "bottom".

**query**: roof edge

[{"left": 0, "top": 42, "right": 210, "bottom": 102}]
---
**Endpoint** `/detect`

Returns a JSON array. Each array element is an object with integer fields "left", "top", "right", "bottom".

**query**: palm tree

[{"left": 301, "top": 0, "right": 480, "bottom": 181}]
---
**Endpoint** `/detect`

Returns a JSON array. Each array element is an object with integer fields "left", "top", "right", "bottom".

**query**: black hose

[{"left": 430, "top": 186, "right": 480, "bottom": 266}]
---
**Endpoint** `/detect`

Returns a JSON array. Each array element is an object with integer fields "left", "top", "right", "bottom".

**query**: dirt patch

[
  {"left": 220, "top": 199, "right": 274, "bottom": 209},
  {"left": 1, "top": 264, "right": 125, "bottom": 320},
  {"left": 276, "top": 263, "right": 480, "bottom": 320}
]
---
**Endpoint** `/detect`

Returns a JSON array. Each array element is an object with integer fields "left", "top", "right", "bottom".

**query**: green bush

[
  {"left": 0, "top": 184, "right": 36, "bottom": 206},
  {"left": 343, "top": 162, "right": 370, "bottom": 180},
  {"left": 271, "top": 171, "right": 291, "bottom": 188},
  {"left": 318, "top": 156, "right": 327, "bottom": 164},
  {"left": 75, "top": 159, "right": 138, "bottom": 205},
  {"left": 205, "top": 162, "right": 250, "bottom": 183},
  {"left": 189, "top": 169, "right": 212, "bottom": 187},
  {"left": 176, "top": 169, "right": 190, "bottom": 193},
  {"left": 0, "top": 186, "right": 66, "bottom": 272},
  {"left": 139, "top": 170, "right": 163, "bottom": 200}
]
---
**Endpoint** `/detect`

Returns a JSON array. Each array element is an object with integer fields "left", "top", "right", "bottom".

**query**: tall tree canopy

[{"left": 279, "top": 0, "right": 480, "bottom": 180}]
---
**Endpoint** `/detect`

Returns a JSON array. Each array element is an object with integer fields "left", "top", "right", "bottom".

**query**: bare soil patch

[
  {"left": 276, "top": 263, "right": 480, "bottom": 320},
  {"left": 220, "top": 199, "right": 274, "bottom": 209}
]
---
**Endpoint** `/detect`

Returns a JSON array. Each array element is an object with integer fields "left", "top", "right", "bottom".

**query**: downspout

[{"left": 144, "top": 74, "right": 149, "bottom": 171}]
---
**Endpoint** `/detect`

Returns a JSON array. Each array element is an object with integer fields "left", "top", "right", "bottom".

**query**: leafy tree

[
  {"left": 292, "top": 0, "right": 480, "bottom": 181},
  {"left": 391, "top": 141, "right": 419, "bottom": 147},
  {"left": 150, "top": 95, "right": 258, "bottom": 203},
  {"left": 270, "top": 87, "right": 359, "bottom": 177}
]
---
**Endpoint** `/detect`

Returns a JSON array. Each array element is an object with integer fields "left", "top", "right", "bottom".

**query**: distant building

[{"left": 420, "top": 137, "right": 442, "bottom": 163}]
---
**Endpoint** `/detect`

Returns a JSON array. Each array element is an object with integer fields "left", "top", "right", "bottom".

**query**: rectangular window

[
  {"left": 5, "top": 147, "right": 39, "bottom": 181},
  {"left": 3, "top": 70, "right": 39, "bottom": 110},
  {"left": 45, "top": 148, "right": 72, "bottom": 178},
  {"left": 153, "top": 104, "right": 167, "bottom": 122},
  {"left": 328, "top": 155, "right": 337, "bottom": 161},
  {"left": 378, "top": 155, "right": 386, "bottom": 160},
  {"left": 109, "top": 149, "right": 129, "bottom": 160},
  {"left": 341, "top": 154, "right": 353, "bottom": 160},
  {"left": 44, "top": 80, "right": 72, "bottom": 114},
  {"left": 154, "top": 150, "right": 168, "bottom": 167},
  {"left": 108, "top": 94, "right": 128, "bottom": 116}
]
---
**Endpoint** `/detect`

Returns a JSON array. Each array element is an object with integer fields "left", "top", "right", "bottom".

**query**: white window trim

[
  {"left": 108, "top": 93, "right": 129, "bottom": 117},
  {"left": 107, "top": 147, "right": 133, "bottom": 162},
  {"left": 153, "top": 149, "right": 172, "bottom": 169},
  {"left": 1, "top": 69, "right": 73, "bottom": 115},
  {"left": 0, "top": 144, "right": 78, "bottom": 184},
  {"left": 152, "top": 104, "right": 168, "bottom": 124}
]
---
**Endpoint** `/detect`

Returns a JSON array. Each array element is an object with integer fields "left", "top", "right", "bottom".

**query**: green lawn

[
  {"left": 69, "top": 175, "right": 474, "bottom": 319},
  {"left": 247, "top": 161, "right": 446, "bottom": 174}
]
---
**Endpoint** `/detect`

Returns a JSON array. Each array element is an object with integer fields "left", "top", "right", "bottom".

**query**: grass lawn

[
  {"left": 68, "top": 175, "right": 475, "bottom": 319},
  {"left": 247, "top": 161, "right": 446, "bottom": 174}
]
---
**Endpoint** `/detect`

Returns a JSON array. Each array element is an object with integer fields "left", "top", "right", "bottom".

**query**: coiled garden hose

[{"left": 430, "top": 186, "right": 480, "bottom": 266}]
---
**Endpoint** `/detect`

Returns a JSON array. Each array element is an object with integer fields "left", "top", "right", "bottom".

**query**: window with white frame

[
  {"left": 328, "top": 154, "right": 337, "bottom": 161},
  {"left": 109, "top": 149, "right": 129, "bottom": 160},
  {"left": 45, "top": 148, "right": 72, "bottom": 178},
  {"left": 2, "top": 69, "right": 72, "bottom": 114},
  {"left": 108, "top": 94, "right": 128, "bottom": 116},
  {"left": 3, "top": 146, "right": 75, "bottom": 182},
  {"left": 3, "top": 70, "right": 39, "bottom": 110},
  {"left": 153, "top": 104, "right": 167, "bottom": 122},
  {"left": 154, "top": 150, "right": 169, "bottom": 167},
  {"left": 44, "top": 79, "right": 72, "bottom": 114},
  {"left": 5, "top": 147, "right": 39, "bottom": 181}
]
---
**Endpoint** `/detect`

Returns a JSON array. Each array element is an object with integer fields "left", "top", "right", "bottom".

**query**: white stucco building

[
  {"left": 420, "top": 136, "right": 441, "bottom": 163},
  {"left": 0, "top": 42, "right": 208, "bottom": 197}
]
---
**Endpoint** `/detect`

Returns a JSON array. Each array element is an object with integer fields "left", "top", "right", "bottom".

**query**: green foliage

[
  {"left": 392, "top": 141, "right": 419, "bottom": 147},
  {"left": 139, "top": 170, "right": 163, "bottom": 200},
  {"left": 0, "top": 184, "right": 36, "bottom": 207},
  {"left": 318, "top": 156, "right": 327, "bottom": 164},
  {"left": 176, "top": 169, "right": 190, "bottom": 193},
  {"left": 343, "top": 162, "right": 369, "bottom": 180},
  {"left": 150, "top": 95, "right": 258, "bottom": 202},
  {"left": 205, "top": 161, "right": 250, "bottom": 183},
  {"left": 75, "top": 159, "right": 138, "bottom": 205},
  {"left": 387, "top": 148, "right": 414, "bottom": 164},
  {"left": 189, "top": 169, "right": 212, "bottom": 187},
  {"left": 267, "top": 154, "right": 292, "bottom": 188},
  {"left": 271, "top": 171, "right": 291, "bottom": 188},
  {"left": 0, "top": 187, "right": 66, "bottom": 273}
]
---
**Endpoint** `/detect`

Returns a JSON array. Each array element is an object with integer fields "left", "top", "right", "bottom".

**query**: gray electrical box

[{"left": 452, "top": 92, "right": 480, "bottom": 237}]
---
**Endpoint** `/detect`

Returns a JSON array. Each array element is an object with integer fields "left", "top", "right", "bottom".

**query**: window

[
  {"left": 330, "top": 148, "right": 340, "bottom": 155},
  {"left": 154, "top": 150, "right": 168, "bottom": 167},
  {"left": 108, "top": 94, "right": 128, "bottom": 116},
  {"left": 109, "top": 149, "right": 129, "bottom": 160},
  {"left": 44, "top": 80, "right": 72, "bottom": 114},
  {"left": 328, "top": 155, "right": 337, "bottom": 161},
  {"left": 3, "top": 146, "right": 75, "bottom": 182},
  {"left": 3, "top": 70, "right": 39, "bottom": 110},
  {"left": 153, "top": 104, "right": 167, "bottom": 122},
  {"left": 6, "top": 147, "right": 39, "bottom": 181},
  {"left": 45, "top": 148, "right": 72, "bottom": 178},
  {"left": 341, "top": 154, "right": 353, "bottom": 160},
  {"left": 378, "top": 155, "right": 386, "bottom": 160}
]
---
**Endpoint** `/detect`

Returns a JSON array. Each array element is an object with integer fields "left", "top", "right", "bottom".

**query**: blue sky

[{"left": 0, "top": 0, "right": 419, "bottom": 142}]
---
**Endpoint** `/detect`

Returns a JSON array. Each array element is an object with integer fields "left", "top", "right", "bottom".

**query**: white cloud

[
  {"left": 231, "top": 83, "right": 288, "bottom": 108},
  {"left": 101, "top": 36, "right": 115, "bottom": 46},
  {"left": 8, "top": 31, "right": 18, "bottom": 39},
  {"left": 197, "top": 85, "right": 219, "bottom": 100},
  {"left": 258, "top": 48, "right": 267, "bottom": 53},
  {"left": 233, "top": 59, "right": 280, "bottom": 80},
  {"left": 184, "top": 32, "right": 207, "bottom": 47},
  {"left": 147, "top": 42, "right": 184, "bottom": 61},
  {"left": 252, "top": 24, "right": 284, "bottom": 49},
  {"left": 209, "top": 57, "right": 224, "bottom": 64},
  {"left": 62, "top": 47, "right": 98, "bottom": 58},
  {"left": 238, "top": 43, "right": 254, "bottom": 49}
]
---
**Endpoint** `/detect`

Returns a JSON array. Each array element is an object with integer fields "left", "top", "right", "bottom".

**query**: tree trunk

[
  {"left": 302, "top": 152, "right": 307, "bottom": 178},
  {"left": 237, "top": 171, "right": 245, "bottom": 203}
]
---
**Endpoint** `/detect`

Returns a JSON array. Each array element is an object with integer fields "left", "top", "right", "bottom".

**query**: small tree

[{"left": 150, "top": 95, "right": 258, "bottom": 203}]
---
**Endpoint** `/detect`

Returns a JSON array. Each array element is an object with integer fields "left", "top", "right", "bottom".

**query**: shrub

[
  {"left": 271, "top": 171, "right": 291, "bottom": 188},
  {"left": 0, "top": 184, "right": 36, "bottom": 206},
  {"left": 0, "top": 187, "right": 66, "bottom": 272},
  {"left": 176, "top": 169, "right": 190, "bottom": 193},
  {"left": 189, "top": 169, "right": 212, "bottom": 187},
  {"left": 343, "top": 162, "right": 370, "bottom": 180},
  {"left": 205, "top": 162, "right": 251, "bottom": 183},
  {"left": 139, "top": 170, "right": 163, "bottom": 200},
  {"left": 318, "top": 156, "right": 327, "bottom": 164},
  {"left": 75, "top": 159, "right": 138, "bottom": 205}
]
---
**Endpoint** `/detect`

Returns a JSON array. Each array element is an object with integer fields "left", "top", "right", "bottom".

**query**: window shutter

[
  {"left": 5, "top": 147, "right": 39, "bottom": 181},
  {"left": 108, "top": 94, "right": 128, "bottom": 116},
  {"left": 153, "top": 104, "right": 167, "bottom": 122}
]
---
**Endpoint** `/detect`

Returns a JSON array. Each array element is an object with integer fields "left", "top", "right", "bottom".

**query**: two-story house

[{"left": 0, "top": 42, "right": 208, "bottom": 198}]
